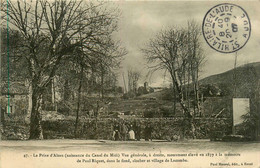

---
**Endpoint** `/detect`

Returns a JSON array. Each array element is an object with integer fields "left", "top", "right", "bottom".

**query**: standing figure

[
  {"left": 120, "top": 121, "right": 128, "bottom": 141},
  {"left": 144, "top": 123, "right": 153, "bottom": 141},
  {"left": 113, "top": 123, "right": 120, "bottom": 141},
  {"left": 134, "top": 122, "right": 141, "bottom": 141},
  {"left": 128, "top": 125, "right": 135, "bottom": 141}
]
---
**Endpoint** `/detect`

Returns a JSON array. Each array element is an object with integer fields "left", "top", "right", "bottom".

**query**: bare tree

[
  {"left": 96, "top": 41, "right": 125, "bottom": 101},
  {"left": 142, "top": 22, "right": 204, "bottom": 138},
  {"left": 142, "top": 27, "right": 190, "bottom": 117},
  {"left": 187, "top": 21, "right": 205, "bottom": 116},
  {"left": 1, "top": 0, "right": 121, "bottom": 139},
  {"left": 127, "top": 67, "right": 141, "bottom": 95},
  {"left": 72, "top": 35, "right": 125, "bottom": 137}
]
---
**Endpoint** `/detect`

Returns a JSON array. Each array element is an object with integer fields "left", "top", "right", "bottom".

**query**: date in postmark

[{"left": 202, "top": 3, "right": 251, "bottom": 53}]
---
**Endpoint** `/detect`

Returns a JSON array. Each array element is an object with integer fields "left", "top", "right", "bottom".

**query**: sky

[{"left": 113, "top": 1, "right": 260, "bottom": 88}]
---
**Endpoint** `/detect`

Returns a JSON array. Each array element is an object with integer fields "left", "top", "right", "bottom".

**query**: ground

[{"left": 1, "top": 139, "right": 259, "bottom": 168}]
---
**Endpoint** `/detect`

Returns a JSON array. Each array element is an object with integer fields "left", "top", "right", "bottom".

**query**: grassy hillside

[
  {"left": 131, "top": 62, "right": 260, "bottom": 117},
  {"left": 200, "top": 62, "right": 260, "bottom": 98}
]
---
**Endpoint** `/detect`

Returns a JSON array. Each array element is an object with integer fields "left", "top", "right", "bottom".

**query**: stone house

[{"left": 0, "top": 81, "right": 28, "bottom": 118}]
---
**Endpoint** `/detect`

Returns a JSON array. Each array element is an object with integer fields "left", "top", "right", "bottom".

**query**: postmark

[{"left": 202, "top": 3, "right": 251, "bottom": 53}]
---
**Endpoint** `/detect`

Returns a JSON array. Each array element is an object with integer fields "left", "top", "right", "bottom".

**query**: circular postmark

[{"left": 202, "top": 3, "right": 251, "bottom": 53}]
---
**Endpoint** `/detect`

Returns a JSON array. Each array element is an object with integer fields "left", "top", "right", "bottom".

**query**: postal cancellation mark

[{"left": 202, "top": 3, "right": 251, "bottom": 53}]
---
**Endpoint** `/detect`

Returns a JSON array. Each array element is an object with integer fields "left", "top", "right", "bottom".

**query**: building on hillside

[
  {"left": 0, "top": 81, "right": 28, "bottom": 116},
  {"left": 137, "top": 82, "right": 155, "bottom": 96},
  {"left": 0, "top": 76, "right": 62, "bottom": 118}
]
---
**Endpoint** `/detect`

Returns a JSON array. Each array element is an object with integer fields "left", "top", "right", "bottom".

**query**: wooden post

[{"left": 232, "top": 52, "right": 238, "bottom": 135}]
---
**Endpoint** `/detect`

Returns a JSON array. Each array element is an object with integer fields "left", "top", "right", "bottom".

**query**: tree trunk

[
  {"left": 171, "top": 71, "right": 194, "bottom": 139},
  {"left": 193, "top": 66, "right": 201, "bottom": 117},
  {"left": 173, "top": 86, "right": 176, "bottom": 115},
  {"left": 101, "top": 70, "right": 104, "bottom": 101},
  {"left": 1, "top": 106, "right": 5, "bottom": 128},
  {"left": 29, "top": 87, "right": 44, "bottom": 140},
  {"left": 75, "top": 66, "right": 83, "bottom": 138},
  {"left": 195, "top": 78, "right": 201, "bottom": 116},
  {"left": 64, "top": 79, "right": 70, "bottom": 102},
  {"left": 172, "top": 71, "right": 191, "bottom": 118},
  {"left": 25, "top": 81, "right": 33, "bottom": 124},
  {"left": 187, "top": 66, "right": 191, "bottom": 110}
]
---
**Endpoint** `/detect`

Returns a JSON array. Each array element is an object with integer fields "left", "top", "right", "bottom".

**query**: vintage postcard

[{"left": 0, "top": 0, "right": 259, "bottom": 168}]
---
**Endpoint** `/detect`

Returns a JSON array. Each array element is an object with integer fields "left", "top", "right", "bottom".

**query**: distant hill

[
  {"left": 137, "top": 62, "right": 260, "bottom": 100},
  {"left": 199, "top": 62, "right": 260, "bottom": 98},
  {"left": 133, "top": 62, "right": 260, "bottom": 117},
  {"left": 200, "top": 62, "right": 260, "bottom": 84}
]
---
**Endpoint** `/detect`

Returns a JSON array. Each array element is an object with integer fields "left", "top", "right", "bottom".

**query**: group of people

[{"left": 112, "top": 120, "right": 153, "bottom": 141}]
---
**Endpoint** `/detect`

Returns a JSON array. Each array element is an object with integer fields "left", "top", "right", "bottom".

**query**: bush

[{"left": 3, "top": 118, "right": 233, "bottom": 140}]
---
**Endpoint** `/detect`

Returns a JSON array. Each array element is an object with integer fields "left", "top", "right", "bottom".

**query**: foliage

[
  {"left": 3, "top": 118, "right": 232, "bottom": 140},
  {"left": 239, "top": 98, "right": 260, "bottom": 140}
]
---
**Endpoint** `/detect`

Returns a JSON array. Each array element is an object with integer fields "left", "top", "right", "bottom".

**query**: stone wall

[{"left": 1, "top": 118, "right": 232, "bottom": 140}]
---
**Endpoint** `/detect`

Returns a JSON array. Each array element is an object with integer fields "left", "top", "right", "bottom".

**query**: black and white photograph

[{"left": 0, "top": 1, "right": 259, "bottom": 168}]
